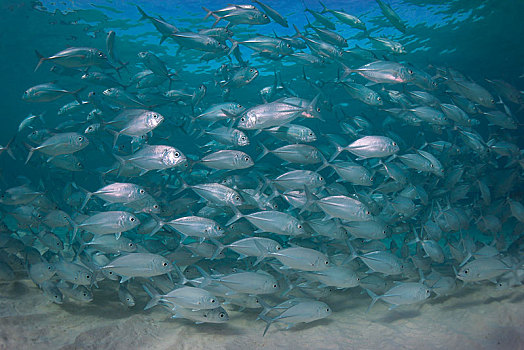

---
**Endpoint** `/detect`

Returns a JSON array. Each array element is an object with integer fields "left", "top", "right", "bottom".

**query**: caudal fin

[
  {"left": 136, "top": 5, "right": 151, "bottom": 20},
  {"left": 226, "top": 205, "right": 244, "bottom": 226},
  {"left": 365, "top": 288, "right": 381, "bottom": 313},
  {"left": 258, "top": 313, "right": 274, "bottom": 336},
  {"left": 34, "top": 50, "right": 47, "bottom": 72},
  {"left": 142, "top": 283, "right": 162, "bottom": 310}
]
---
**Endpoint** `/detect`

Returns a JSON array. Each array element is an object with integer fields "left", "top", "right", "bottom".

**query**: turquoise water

[{"left": 0, "top": 1, "right": 523, "bottom": 349}]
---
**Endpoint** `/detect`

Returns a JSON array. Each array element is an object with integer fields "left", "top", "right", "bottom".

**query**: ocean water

[{"left": 0, "top": 1, "right": 523, "bottom": 349}]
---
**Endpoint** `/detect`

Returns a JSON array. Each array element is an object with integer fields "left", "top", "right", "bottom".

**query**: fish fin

[
  {"left": 136, "top": 5, "right": 151, "bottom": 20},
  {"left": 193, "top": 265, "right": 213, "bottom": 288},
  {"left": 24, "top": 146, "right": 36, "bottom": 165},
  {"left": 142, "top": 283, "right": 161, "bottom": 310},
  {"left": 328, "top": 139, "right": 344, "bottom": 162},
  {"left": 202, "top": 6, "right": 214, "bottom": 20},
  {"left": 226, "top": 206, "right": 244, "bottom": 226},
  {"left": 256, "top": 141, "right": 270, "bottom": 162},
  {"left": 365, "top": 288, "right": 380, "bottom": 313},
  {"left": 120, "top": 275, "right": 131, "bottom": 284},
  {"left": 34, "top": 50, "right": 47, "bottom": 72},
  {"left": 69, "top": 86, "right": 87, "bottom": 104},
  {"left": 80, "top": 191, "right": 93, "bottom": 212},
  {"left": 210, "top": 238, "right": 225, "bottom": 260},
  {"left": 258, "top": 313, "right": 274, "bottom": 336},
  {"left": 115, "top": 232, "right": 121, "bottom": 240}
]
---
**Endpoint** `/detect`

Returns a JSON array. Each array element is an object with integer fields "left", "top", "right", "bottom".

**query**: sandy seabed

[{"left": 0, "top": 278, "right": 522, "bottom": 350}]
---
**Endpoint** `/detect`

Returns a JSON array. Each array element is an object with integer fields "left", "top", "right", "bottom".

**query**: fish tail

[
  {"left": 136, "top": 5, "right": 151, "bottom": 20},
  {"left": 0, "top": 135, "right": 17, "bottom": 160},
  {"left": 227, "top": 40, "right": 238, "bottom": 57},
  {"left": 202, "top": 6, "right": 217, "bottom": 21},
  {"left": 24, "top": 145, "right": 35, "bottom": 165},
  {"left": 111, "top": 153, "right": 127, "bottom": 177},
  {"left": 256, "top": 298, "right": 274, "bottom": 318},
  {"left": 172, "top": 263, "right": 189, "bottom": 285},
  {"left": 79, "top": 191, "right": 93, "bottom": 212},
  {"left": 328, "top": 139, "right": 343, "bottom": 162},
  {"left": 193, "top": 265, "right": 213, "bottom": 288},
  {"left": 142, "top": 283, "right": 162, "bottom": 310},
  {"left": 365, "top": 288, "right": 380, "bottom": 313},
  {"left": 292, "top": 24, "right": 305, "bottom": 39},
  {"left": 258, "top": 313, "right": 274, "bottom": 336},
  {"left": 70, "top": 86, "right": 87, "bottom": 104},
  {"left": 339, "top": 62, "right": 355, "bottom": 80},
  {"left": 255, "top": 141, "right": 269, "bottom": 162},
  {"left": 315, "top": 152, "right": 330, "bottom": 172},
  {"left": 344, "top": 239, "right": 359, "bottom": 263},
  {"left": 34, "top": 50, "right": 47, "bottom": 72},
  {"left": 319, "top": 1, "right": 328, "bottom": 13},
  {"left": 226, "top": 205, "right": 244, "bottom": 226},
  {"left": 173, "top": 174, "right": 190, "bottom": 196},
  {"left": 210, "top": 238, "right": 225, "bottom": 260},
  {"left": 64, "top": 215, "right": 79, "bottom": 244},
  {"left": 299, "top": 185, "right": 316, "bottom": 215}
]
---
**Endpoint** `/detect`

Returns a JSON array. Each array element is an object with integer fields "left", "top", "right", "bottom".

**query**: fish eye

[
  {"left": 273, "top": 204, "right": 278, "bottom": 209},
  {"left": 240, "top": 117, "right": 246, "bottom": 122},
  {"left": 430, "top": 164, "right": 434, "bottom": 168},
  {"left": 319, "top": 176, "right": 324, "bottom": 181},
  {"left": 263, "top": 14, "right": 268, "bottom": 18},
  {"left": 139, "top": 189, "right": 145, "bottom": 194},
  {"left": 325, "top": 261, "right": 329, "bottom": 265},
  {"left": 211, "top": 299, "right": 216, "bottom": 303},
  {"left": 241, "top": 136, "right": 246, "bottom": 140},
  {"left": 309, "top": 132, "right": 313, "bottom": 136},
  {"left": 276, "top": 246, "right": 281, "bottom": 250},
  {"left": 326, "top": 308, "right": 330, "bottom": 312},
  {"left": 162, "top": 262, "right": 168, "bottom": 267},
  {"left": 235, "top": 196, "right": 240, "bottom": 201},
  {"left": 86, "top": 275, "right": 90, "bottom": 279},
  {"left": 408, "top": 69, "right": 413, "bottom": 74},
  {"left": 273, "top": 284, "right": 277, "bottom": 288},
  {"left": 78, "top": 136, "right": 83, "bottom": 141},
  {"left": 57, "top": 242, "right": 60, "bottom": 246},
  {"left": 153, "top": 204, "right": 159, "bottom": 209},
  {"left": 377, "top": 97, "right": 381, "bottom": 101},
  {"left": 244, "top": 156, "right": 250, "bottom": 161},
  {"left": 464, "top": 269, "right": 469, "bottom": 274},
  {"left": 219, "top": 313, "right": 224, "bottom": 317},
  {"left": 249, "top": 69, "right": 254, "bottom": 72},
  {"left": 237, "top": 104, "right": 242, "bottom": 108},
  {"left": 287, "top": 44, "right": 291, "bottom": 48},
  {"left": 130, "top": 217, "right": 135, "bottom": 221},
  {"left": 83, "top": 293, "right": 88, "bottom": 297},
  {"left": 316, "top": 107, "right": 321, "bottom": 112},
  {"left": 153, "top": 114, "right": 158, "bottom": 119},
  {"left": 129, "top": 243, "right": 134, "bottom": 247},
  {"left": 392, "top": 142, "right": 397, "bottom": 146},
  {"left": 297, "top": 224, "right": 302, "bottom": 229},
  {"left": 174, "top": 152, "right": 180, "bottom": 157},
  {"left": 48, "top": 266, "right": 52, "bottom": 270}
]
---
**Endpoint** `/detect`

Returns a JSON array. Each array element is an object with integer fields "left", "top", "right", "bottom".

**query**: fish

[
  {"left": 3, "top": 0, "right": 524, "bottom": 341},
  {"left": 102, "top": 253, "right": 173, "bottom": 283}
]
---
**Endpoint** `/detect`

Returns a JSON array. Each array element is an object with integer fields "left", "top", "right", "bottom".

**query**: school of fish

[{"left": 1, "top": 0, "right": 524, "bottom": 336}]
